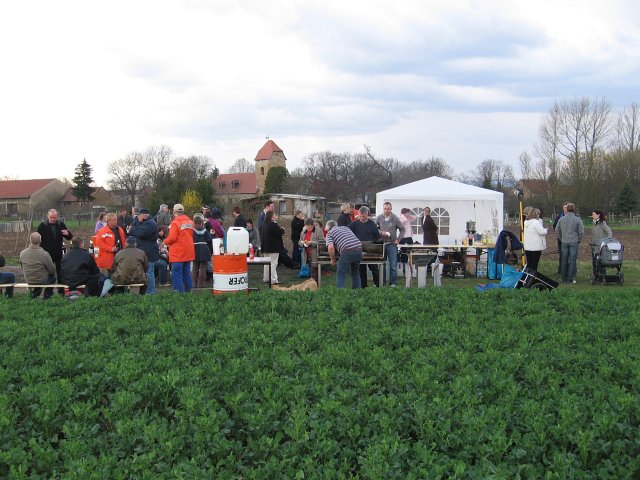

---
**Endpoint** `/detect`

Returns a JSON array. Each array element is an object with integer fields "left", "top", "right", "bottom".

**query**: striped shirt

[{"left": 326, "top": 226, "right": 362, "bottom": 253}]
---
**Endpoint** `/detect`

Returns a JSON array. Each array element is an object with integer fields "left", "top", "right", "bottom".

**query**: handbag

[{"left": 299, "top": 262, "right": 311, "bottom": 278}]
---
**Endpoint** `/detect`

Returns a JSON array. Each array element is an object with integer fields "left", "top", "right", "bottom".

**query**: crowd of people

[
  {"left": 0, "top": 200, "right": 616, "bottom": 298},
  {"left": 522, "top": 202, "right": 613, "bottom": 284}
]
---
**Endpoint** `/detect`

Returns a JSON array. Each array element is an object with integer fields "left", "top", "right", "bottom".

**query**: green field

[{"left": 1, "top": 288, "right": 639, "bottom": 479}]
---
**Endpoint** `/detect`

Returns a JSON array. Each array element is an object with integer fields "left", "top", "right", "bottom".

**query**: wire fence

[{"left": 0, "top": 221, "right": 30, "bottom": 233}]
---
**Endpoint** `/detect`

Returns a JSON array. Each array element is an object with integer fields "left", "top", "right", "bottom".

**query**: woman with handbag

[{"left": 299, "top": 218, "right": 325, "bottom": 280}]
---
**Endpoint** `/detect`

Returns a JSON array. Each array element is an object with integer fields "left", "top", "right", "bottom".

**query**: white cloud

[{"left": 0, "top": 0, "right": 638, "bottom": 187}]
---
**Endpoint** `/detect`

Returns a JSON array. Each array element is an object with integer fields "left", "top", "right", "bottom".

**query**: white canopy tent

[{"left": 375, "top": 176, "right": 503, "bottom": 244}]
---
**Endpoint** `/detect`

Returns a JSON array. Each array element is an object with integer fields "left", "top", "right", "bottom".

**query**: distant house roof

[
  {"left": 61, "top": 186, "right": 110, "bottom": 202},
  {"left": 0, "top": 179, "right": 58, "bottom": 199},
  {"left": 255, "top": 139, "right": 285, "bottom": 161},
  {"left": 214, "top": 173, "right": 257, "bottom": 195},
  {"left": 520, "top": 179, "right": 550, "bottom": 196}
]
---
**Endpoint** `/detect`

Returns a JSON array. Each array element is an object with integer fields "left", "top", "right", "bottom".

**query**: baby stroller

[{"left": 590, "top": 238, "right": 624, "bottom": 286}]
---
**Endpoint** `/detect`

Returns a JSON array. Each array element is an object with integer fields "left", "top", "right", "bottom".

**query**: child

[
  {"left": 192, "top": 216, "right": 213, "bottom": 288},
  {"left": 246, "top": 219, "right": 260, "bottom": 255}
]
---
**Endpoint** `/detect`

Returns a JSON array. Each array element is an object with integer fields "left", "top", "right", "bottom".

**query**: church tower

[{"left": 255, "top": 139, "right": 287, "bottom": 195}]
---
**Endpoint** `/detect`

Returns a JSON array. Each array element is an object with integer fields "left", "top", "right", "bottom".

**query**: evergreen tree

[
  {"left": 264, "top": 166, "right": 290, "bottom": 194},
  {"left": 617, "top": 182, "right": 637, "bottom": 213},
  {"left": 72, "top": 158, "right": 96, "bottom": 202}
]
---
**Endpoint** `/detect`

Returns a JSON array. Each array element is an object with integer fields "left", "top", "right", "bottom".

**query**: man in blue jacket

[
  {"left": 349, "top": 206, "right": 382, "bottom": 287},
  {"left": 130, "top": 208, "right": 159, "bottom": 294}
]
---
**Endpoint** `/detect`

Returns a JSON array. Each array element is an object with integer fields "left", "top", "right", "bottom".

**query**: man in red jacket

[
  {"left": 164, "top": 203, "right": 195, "bottom": 292},
  {"left": 94, "top": 213, "right": 126, "bottom": 275}
]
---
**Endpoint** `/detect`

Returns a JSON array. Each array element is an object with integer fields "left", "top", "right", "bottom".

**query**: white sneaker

[
  {"left": 390, "top": 284, "right": 397, "bottom": 288},
  {"left": 572, "top": 279, "right": 576, "bottom": 284}
]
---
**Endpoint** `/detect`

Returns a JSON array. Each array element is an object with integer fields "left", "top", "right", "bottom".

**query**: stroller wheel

[
  {"left": 589, "top": 272, "right": 596, "bottom": 285},
  {"left": 618, "top": 273, "right": 624, "bottom": 286}
]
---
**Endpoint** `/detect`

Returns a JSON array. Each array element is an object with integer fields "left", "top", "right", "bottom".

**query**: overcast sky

[{"left": 1, "top": 0, "right": 638, "bottom": 186}]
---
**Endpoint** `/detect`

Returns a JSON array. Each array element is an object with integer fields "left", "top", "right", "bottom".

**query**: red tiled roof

[
  {"left": 0, "top": 179, "right": 57, "bottom": 199},
  {"left": 214, "top": 173, "right": 257, "bottom": 195},
  {"left": 255, "top": 139, "right": 285, "bottom": 161}
]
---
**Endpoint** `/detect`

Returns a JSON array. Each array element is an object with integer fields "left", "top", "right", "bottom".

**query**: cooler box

[{"left": 226, "top": 227, "right": 249, "bottom": 255}]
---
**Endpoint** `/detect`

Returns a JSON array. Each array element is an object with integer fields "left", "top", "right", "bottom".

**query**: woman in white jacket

[{"left": 523, "top": 208, "right": 548, "bottom": 271}]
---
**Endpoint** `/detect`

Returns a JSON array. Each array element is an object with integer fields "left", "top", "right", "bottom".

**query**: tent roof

[{"left": 377, "top": 176, "right": 502, "bottom": 200}]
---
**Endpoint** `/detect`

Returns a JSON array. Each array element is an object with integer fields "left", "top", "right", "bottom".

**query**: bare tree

[
  {"left": 615, "top": 102, "right": 640, "bottom": 153},
  {"left": 392, "top": 157, "right": 455, "bottom": 186},
  {"left": 534, "top": 103, "right": 564, "bottom": 211},
  {"left": 554, "top": 97, "right": 612, "bottom": 210},
  {"left": 301, "top": 151, "right": 354, "bottom": 202},
  {"left": 142, "top": 145, "right": 173, "bottom": 187},
  {"left": 107, "top": 152, "right": 146, "bottom": 207},
  {"left": 362, "top": 145, "right": 393, "bottom": 187},
  {"left": 518, "top": 150, "right": 533, "bottom": 180},
  {"left": 227, "top": 158, "right": 255, "bottom": 174},
  {"left": 472, "top": 159, "right": 514, "bottom": 190},
  {"left": 612, "top": 102, "right": 640, "bottom": 184}
]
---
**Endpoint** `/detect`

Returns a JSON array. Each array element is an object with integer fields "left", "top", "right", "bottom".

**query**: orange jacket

[
  {"left": 165, "top": 214, "right": 195, "bottom": 262},
  {"left": 94, "top": 225, "right": 127, "bottom": 269}
]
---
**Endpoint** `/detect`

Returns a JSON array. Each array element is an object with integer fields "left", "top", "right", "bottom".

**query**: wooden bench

[
  {"left": 11, "top": 283, "right": 144, "bottom": 296},
  {"left": 13, "top": 283, "right": 72, "bottom": 289},
  {"left": 316, "top": 241, "right": 385, "bottom": 287},
  {"left": 111, "top": 283, "right": 145, "bottom": 292}
]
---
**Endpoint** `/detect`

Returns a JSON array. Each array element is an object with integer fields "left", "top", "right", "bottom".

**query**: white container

[
  {"left": 226, "top": 227, "right": 249, "bottom": 255},
  {"left": 212, "top": 238, "right": 222, "bottom": 255}
]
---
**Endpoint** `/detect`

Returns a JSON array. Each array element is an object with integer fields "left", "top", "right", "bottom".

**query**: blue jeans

[
  {"left": 171, "top": 262, "right": 193, "bottom": 293},
  {"left": 30, "top": 274, "right": 56, "bottom": 299},
  {"left": 560, "top": 241, "right": 579, "bottom": 282},
  {"left": 155, "top": 259, "right": 169, "bottom": 284},
  {"left": 0, "top": 271, "right": 15, "bottom": 298},
  {"left": 384, "top": 242, "right": 399, "bottom": 286},
  {"left": 336, "top": 250, "right": 362, "bottom": 289},
  {"left": 146, "top": 261, "right": 156, "bottom": 294}
]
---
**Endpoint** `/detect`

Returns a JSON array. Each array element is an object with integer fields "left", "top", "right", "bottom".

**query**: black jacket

[
  {"left": 234, "top": 214, "right": 247, "bottom": 228},
  {"left": 422, "top": 215, "right": 439, "bottom": 245},
  {"left": 193, "top": 228, "right": 213, "bottom": 262},
  {"left": 337, "top": 212, "right": 352, "bottom": 227},
  {"left": 130, "top": 217, "right": 159, "bottom": 262},
  {"left": 60, "top": 247, "right": 100, "bottom": 288},
  {"left": 494, "top": 230, "right": 523, "bottom": 265},
  {"left": 260, "top": 221, "right": 284, "bottom": 253},
  {"left": 290, "top": 216, "right": 305, "bottom": 243},
  {"left": 37, "top": 221, "right": 73, "bottom": 262}
]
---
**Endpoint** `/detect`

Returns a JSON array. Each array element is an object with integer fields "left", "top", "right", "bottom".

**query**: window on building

[
  {"left": 260, "top": 167, "right": 265, "bottom": 176},
  {"left": 432, "top": 207, "right": 450, "bottom": 235},
  {"left": 278, "top": 201, "right": 286, "bottom": 215},
  {"left": 410, "top": 208, "right": 422, "bottom": 235},
  {"left": 412, "top": 207, "right": 450, "bottom": 235},
  {"left": 231, "top": 180, "right": 239, "bottom": 189}
]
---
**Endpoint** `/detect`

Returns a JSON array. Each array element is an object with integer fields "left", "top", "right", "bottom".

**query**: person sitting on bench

[
  {"left": 0, "top": 254, "right": 15, "bottom": 299},
  {"left": 19, "top": 232, "right": 56, "bottom": 299},
  {"left": 109, "top": 236, "right": 149, "bottom": 295},
  {"left": 60, "top": 237, "right": 104, "bottom": 297}
]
